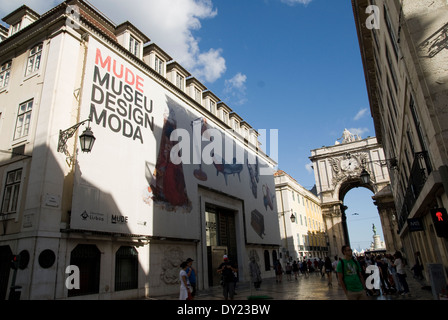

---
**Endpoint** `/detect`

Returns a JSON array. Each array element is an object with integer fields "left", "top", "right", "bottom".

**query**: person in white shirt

[
  {"left": 393, "top": 251, "right": 410, "bottom": 295},
  {"left": 332, "top": 256, "right": 340, "bottom": 284},
  {"left": 179, "top": 261, "right": 191, "bottom": 300}
]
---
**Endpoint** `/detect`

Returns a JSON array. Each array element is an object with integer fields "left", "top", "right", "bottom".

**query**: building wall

[
  {"left": 0, "top": 1, "right": 280, "bottom": 299},
  {"left": 275, "top": 171, "right": 328, "bottom": 262},
  {"left": 352, "top": 0, "right": 448, "bottom": 276}
]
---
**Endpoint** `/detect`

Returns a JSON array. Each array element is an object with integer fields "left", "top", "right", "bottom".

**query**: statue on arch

[{"left": 336, "top": 128, "right": 361, "bottom": 144}]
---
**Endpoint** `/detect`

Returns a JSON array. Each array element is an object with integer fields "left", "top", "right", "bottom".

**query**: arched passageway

[
  {"left": 343, "top": 188, "right": 385, "bottom": 252},
  {"left": 310, "top": 134, "right": 401, "bottom": 258}
]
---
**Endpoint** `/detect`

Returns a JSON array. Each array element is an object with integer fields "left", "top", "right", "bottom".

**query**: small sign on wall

[
  {"left": 407, "top": 218, "right": 424, "bottom": 232},
  {"left": 45, "top": 194, "right": 60, "bottom": 208}
]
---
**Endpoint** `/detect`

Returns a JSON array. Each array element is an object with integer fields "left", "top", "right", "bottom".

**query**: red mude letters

[{"left": 95, "top": 48, "right": 144, "bottom": 93}]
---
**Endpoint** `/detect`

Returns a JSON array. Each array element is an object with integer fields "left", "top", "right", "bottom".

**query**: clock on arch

[{"left": 340, "top": 157, "right": 359, "bottom": 172}]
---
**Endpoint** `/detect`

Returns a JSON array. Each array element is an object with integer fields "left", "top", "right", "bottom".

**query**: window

[
  {"left": 115, "top": 246, "right": 138, "bottom": 291},
  {"left": 25, "top": 44, "right": 43, "bottom": 76},
  {"left": 384, "top": 4, "right": 399, "bottom": 59},
  {"left": 1, "top": 169, "right": 22, "bottom": 214},
  {"left": 154, "top": 55, "right": 163, "bottom": 75},
  {"left": 263, "top": 250, "right": 271, "bottom": 271},
  {"left": 68, "top": 245, "right": 100, "bottom": 297},
  {"left": 129, "top": 35, "right": 140, "bottom": 56},
  {"left": 11, "top": 22, "right": 21, "bottom": 35},
  {"left": 0, "top": 61, "right": 11, "bottom": 89},
  {"left": 194, "top": 88, "right": 201, "bottom": 103},
  {"left": 176, "top": 72, "right": 184, "bottom": 90},
  {"left": 409, "top": 95, "right": 428, "bottom": 154},
  {"left": 233, "top": 120, "right": 239, "bottom": 133},
  {"left": 385, "top": 44, "right": 399, "bottom": 94},
  {"left": 14, "top": 100, "right": 33, "bottom": 140},
  {"left": 222, "top": 110, "right": 229, "bottom": 125},
  {"left": 210, "top": 100, "right": 216, "bottom": 114},
  {"left": 244, "top": 128, "right": 249, "bottom": 140},
  {"left": 406, "top": 126, "right": 415, "bottom": 154}
]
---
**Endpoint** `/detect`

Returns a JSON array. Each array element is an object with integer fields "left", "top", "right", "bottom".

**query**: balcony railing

[{"left": 397, "top": 151, "right": 432, "bottom": 232}]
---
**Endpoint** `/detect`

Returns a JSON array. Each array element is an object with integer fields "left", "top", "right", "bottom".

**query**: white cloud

[
  {"left": 348, "top": 127, "right": 369, "bottom": 139},
  {"left": 354, "top": 108, "right": 368, "bottom": 121},
  {"left": 194, "top": 48, "right": 227, "bottom": 83},
  {"left": 223, "top": 72, "right": 247, "bottom": 106},
  {"left": 0, "top": 0, "right": 226, "bottom": 84},
  {"left": 280, "top": 0, "right": 313, "bottom": 6},
  {"left": 92, "top": 0, "right": 226, "bottom": 83}
]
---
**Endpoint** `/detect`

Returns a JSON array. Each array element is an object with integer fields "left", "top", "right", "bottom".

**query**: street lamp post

[
  {"left": 58, "top": 117, "right": 96, "bottom": 165},
  {"left": 359, "top": 157, "right": 398, "bottom": 184},
  {"left": 290, "top": 212, "right": 296, "bottom": 223},
  {"left": 279, "top": 208, "right": 296, "bottom": 261}
]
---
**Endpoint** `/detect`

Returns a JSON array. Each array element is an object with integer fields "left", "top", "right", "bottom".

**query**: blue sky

[{"left": 0, "top": 0, "right": 383, "bottom": 250}]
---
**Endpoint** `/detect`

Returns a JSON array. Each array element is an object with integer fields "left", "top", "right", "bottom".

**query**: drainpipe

[{"left": 279, "top": 187, "right": 290, "bottom": 262}]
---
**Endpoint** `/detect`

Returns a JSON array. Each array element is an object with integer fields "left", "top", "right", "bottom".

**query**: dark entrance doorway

[
  {"left": 0, "top": 246, "right": 12, "bottom": 300},
  {"left": 205, "top": 204, "right": 237, "bottom": 287}
]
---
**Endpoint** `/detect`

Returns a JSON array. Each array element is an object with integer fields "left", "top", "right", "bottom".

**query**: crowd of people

[
  {"left": 179, "top": 247, "right": 422, "bottom": 300},
  {"left": 270, "top": 247, "right": 415, "bottom": 299}
]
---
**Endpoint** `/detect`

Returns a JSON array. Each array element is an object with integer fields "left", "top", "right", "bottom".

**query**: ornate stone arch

[{"left": 310, "top": 135, "right": 399, "bottom": 257}]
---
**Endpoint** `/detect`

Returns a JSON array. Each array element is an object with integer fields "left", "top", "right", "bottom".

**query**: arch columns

[
  {"left": 372, "top": 185, "right": 402, "bottom": 252},
  {"left": 321, "top": 202, "right": 345, "bottom": 258}
]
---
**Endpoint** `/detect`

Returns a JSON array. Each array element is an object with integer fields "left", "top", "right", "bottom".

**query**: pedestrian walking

[
  {"left": 336, "top": 245, "right": 368, "bottom": 300},
  {"left": 285, "top": 262, "right": 293, "bottom": 281},
  {"left": 179, "top": 261, "right": 191, "bottom": 300},
  {"left": 375, "top": 255, "right": 391, "bottom": 294},
  {"left": 393, "top": 251, "right": 410, "bottom": 295},
  {"left": 318, "top": 258, "right": 325, "bottom": 278},
  {"left": 332, "top": 256, "right": 340, "bottom": 284},
  {"left": 186, "top": 258, "right": 197, "bottom": 298},
  {"left": 324, "top": 256, "right": 333, "bottom": 287},
  {"left": 292, "top": 260, "right": 299, "bottom": 280},
  {"left": 307, "top": 259, "right": 313, "bottom": 274},
  {"left": 217, "top": 255, "right": 238, "bottom": 300},
  {"left": 386, "top": 253, "right": 401, "bottom": 293},
  {"left": 274, "top": 260, "right": 283, "bottom": 283},
  {"left": 249, "top": 257, "right": 262, "bottom": 290},
  {"left": 313, "top": 259, "right": 319, "bottom": 276},
  {"left": 301, "top": 259, "right": 309, "bottom": 278}
]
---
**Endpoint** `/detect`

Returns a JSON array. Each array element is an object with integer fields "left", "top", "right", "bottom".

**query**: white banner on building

[{"left": 71, "top": 37, "right": 280, "bottom": 245}]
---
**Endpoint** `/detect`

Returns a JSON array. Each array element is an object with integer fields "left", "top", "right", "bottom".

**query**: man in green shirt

[{"left": 336, "top": 245, "right": 367, "bottom": 300}]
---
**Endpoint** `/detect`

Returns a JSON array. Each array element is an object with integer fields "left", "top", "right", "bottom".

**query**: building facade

[
  {"left": 0, "top": 1, "right": 280, "bottom": 300},
  {"left": 274, "top": 170, "right": 328, "bottom": 262},
  {"left": 352, "top": 0, "right": 448, "bottom": 278}
]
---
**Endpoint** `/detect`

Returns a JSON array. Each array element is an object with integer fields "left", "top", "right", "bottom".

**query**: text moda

[{"left": 89, "top": 48, "right": 155, "bottom": 144}]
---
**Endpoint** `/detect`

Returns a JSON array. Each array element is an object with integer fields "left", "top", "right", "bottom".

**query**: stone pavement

[{"left": 150, "top": 268, "right": 436, "bottom": 301}]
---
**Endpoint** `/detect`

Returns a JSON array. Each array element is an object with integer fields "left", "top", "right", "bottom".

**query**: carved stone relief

[
  {"left": 160, "top": 246, "right": 184, "bottom": 285},
  {"left": 328, "top": 152, "right": 374, "bottom": 188}
]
